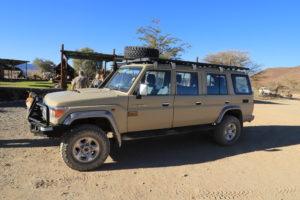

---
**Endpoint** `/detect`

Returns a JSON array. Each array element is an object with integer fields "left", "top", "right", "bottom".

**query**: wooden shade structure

[{"left": 59, "top": 44, "right": 124, "bottom": 89}]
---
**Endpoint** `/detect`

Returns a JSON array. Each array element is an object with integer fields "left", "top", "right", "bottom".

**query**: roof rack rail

[{"left": 124, "top": 57, "right": 249, "bottom": 71}]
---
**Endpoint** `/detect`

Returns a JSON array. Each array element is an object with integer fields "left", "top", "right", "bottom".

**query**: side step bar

[{"left": 121, "top": 125, "right": 214, "bottom": 141}]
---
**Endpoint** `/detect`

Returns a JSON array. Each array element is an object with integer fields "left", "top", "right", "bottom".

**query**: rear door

[
  {"left": 173, "top": 71, "right": 207, "bottom": 127},
  {"left": 202, "top": 73, "right": 231, "bottom": 123},
  {"left": 230, "top": 74, "right": 254, "bottom": 119}
]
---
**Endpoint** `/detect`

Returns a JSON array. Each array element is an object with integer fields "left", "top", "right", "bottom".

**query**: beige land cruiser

[{"left": 28, "top": 47, "right": 254, "bottom": 171}]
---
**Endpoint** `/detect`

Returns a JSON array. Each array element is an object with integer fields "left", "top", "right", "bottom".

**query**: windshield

[{"left": 106, "top": 67, "right": 142, "bottom": 92}]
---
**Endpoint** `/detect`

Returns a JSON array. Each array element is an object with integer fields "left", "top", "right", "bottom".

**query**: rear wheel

[
  {"left": 213, "top": 115, "right": 241, "bottom": 146},
  {"left": 60, "top": 124, "right": 110, "bottom": 171}
]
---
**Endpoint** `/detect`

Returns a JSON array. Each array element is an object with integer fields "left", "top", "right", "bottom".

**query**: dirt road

[{"left": 1, "top": 97, "right": 300, "bottom": 200}]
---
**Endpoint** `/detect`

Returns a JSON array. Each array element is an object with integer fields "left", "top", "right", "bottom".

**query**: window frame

[
  {"left": 231, "top": 74, "right": 253, "bottom": 95},
  {"left": 175, "top": 71, "right": 199, "bottom": 96},
  {"left": 206, "top": 73, "right": 228, "bottom": 95}
]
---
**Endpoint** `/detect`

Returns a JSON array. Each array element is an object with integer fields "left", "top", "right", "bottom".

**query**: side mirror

[{"left": 139, "top": 84, "right": 148, "bottom": 96}]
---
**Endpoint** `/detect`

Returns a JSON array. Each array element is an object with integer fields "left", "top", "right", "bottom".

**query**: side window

[
  {"left": 207, "top": 74, "right": 228, "bottom": 95},
  {"left": 141, "top": 70, "right": 171, "bottom": 95},
  {"left": 231, "top": 74, "right": 252, "bottom": 94},
  {"left": 176, "top": 72, "right": 199, "bottom": 95}
]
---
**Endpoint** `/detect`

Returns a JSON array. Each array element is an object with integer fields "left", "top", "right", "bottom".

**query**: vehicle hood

[{"left": 44, "top": 88, "right": 125, "bottom": 107}]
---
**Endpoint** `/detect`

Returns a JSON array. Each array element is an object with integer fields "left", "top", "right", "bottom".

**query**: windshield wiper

[
  {"left": 119, "top": 87, "right": 129, "bottom": 92},
  {"left": 108, "top": 86, "right": 120, "bottom": 91}
]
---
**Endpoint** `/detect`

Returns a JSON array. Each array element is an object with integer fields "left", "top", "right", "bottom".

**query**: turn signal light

[{"left": 49, "top": 107, "right": 68, "bottom": 119}]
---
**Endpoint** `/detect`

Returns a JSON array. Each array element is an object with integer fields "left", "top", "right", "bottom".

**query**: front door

[{"left": 127, "top": 70, "right": 173, "bottom": 132}]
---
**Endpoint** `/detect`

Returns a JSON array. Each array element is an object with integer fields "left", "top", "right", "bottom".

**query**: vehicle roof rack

[{"left": 124, "top": 57, "right": 249, "bottom": 71}]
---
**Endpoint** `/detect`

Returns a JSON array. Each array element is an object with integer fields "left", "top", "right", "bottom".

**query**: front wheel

[
  {"left": 213, "top": 115, "right": 241, "bottom": 146},
  {"left": 60, "top": 124, "right": 110, "bottom": 171}
]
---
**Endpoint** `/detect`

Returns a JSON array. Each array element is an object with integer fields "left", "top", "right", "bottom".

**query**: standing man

[
  {"left": 91, "top": 71, "right": 104, "bottom": 88},
  {"left": 71, "top": 71, "right": 89, "bottom": 90}
]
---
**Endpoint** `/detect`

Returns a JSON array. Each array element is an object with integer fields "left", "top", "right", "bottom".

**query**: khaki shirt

[
  {"left": 91, "top": 79, "right": 103, "bottom": 88},
  {"left": 71, "top": 76, "right": 88, "bottom": 89}
]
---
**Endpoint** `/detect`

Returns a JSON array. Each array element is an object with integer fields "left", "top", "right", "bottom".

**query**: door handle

[
  {"left": 195, "top": 101, "right": 202, "bottom": 105},
  {"left": 162, "top": 102, "right": 170, "bottom": 107},
  {"left": 225, "top": 101, "right": 230, "bottom": 104}
]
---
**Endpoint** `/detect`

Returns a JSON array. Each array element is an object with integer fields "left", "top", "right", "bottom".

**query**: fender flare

[
  {"left": 215, "top": 106, "right": 242, "bottom": 124},
  {"left": 63, "top": 110, "right": 121, "bottom": 147}
]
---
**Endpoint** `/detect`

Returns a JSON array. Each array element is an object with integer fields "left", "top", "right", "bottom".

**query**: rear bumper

[{"left": 244, "top": 115, "right": 255, "bottom": 122}]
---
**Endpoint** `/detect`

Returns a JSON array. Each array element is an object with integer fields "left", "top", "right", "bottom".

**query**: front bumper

[
  {"left": 29, "top": 122, "right": 67, "bottom": 137},
  {"left": 28, "top": 97, "right": 67, "bottom": 137}
]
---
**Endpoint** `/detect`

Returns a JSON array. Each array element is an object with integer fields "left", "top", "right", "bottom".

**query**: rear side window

[
  {"left": 231, "top": 74, "right": 252, "bottom": 94},
  {"left": 207, "top": 74, "right": 228, "bottom": 95},
  {"left": 176, "top": 72, "right": 199, "bottom": 95}
]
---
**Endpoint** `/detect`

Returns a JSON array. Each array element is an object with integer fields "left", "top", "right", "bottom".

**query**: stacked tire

[{"left": 124, "top": 46, "right": 159, "bottom": 59}]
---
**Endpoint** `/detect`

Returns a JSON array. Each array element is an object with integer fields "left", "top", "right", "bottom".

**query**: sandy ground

[{"left": 1, "top": 97, "right": 300, "bottom": 200}]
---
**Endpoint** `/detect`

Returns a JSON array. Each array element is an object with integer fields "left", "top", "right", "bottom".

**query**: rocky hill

[{"left": 251, "top": 65, "right": 300, "bottom": 91}]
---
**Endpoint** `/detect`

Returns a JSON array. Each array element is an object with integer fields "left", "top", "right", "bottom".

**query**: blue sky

[{"left": 0, "top": 0, "right": 300, "bottom": 69}]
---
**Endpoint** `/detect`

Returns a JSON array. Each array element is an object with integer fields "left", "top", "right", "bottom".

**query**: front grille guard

[{"left": 28, "top": 96, "right": 50, "bottom": 127}]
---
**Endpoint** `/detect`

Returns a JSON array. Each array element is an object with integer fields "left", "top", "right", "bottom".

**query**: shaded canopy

[
  {"left": 62, "top": 50, "right": 124, "bottom": 62},
  {"left": 0, "top": 58, "right": 28, "bottom": 66}
]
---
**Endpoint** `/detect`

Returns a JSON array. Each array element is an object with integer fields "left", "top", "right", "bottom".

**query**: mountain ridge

[{"left": 252, "top": 65, "right": 300, "bottom": 90}]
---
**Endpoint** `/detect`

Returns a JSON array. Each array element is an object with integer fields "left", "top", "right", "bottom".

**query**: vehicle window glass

[
  {"left": 106, "top": 67, "right": 141, "bottom": 92},
  {"left": 207, "top": 74, "right": 228, "bottom": 95},
  {"left": 141, "top": 70, "right": 171, "bottom": 95},
  {"left": 231, "top": 74, "right": 252, "bottom": 94},
  {"left": 176, "top": 72, "right": 198, "bottom": 95}
]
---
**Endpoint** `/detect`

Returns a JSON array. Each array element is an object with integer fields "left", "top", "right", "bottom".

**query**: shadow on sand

[
  {"left": 0, "top": 101, "right": 26, "bottom": 108},
  {"left": 254, "top": 100, "right": 283, "bottom": 105},
  {"left": 1, "top": 125, "right": 300, "bottom": 171},
  {"left": 102, "top": 125, "right": 300, "bottom": 171},
  {"left": 0, "top": 138, "right": 60, "bottom": 148}
]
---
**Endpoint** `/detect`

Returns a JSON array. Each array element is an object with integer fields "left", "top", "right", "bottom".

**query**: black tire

[
  {"left": 124, "top": 46, "right": 159, "bottom": 59},
  {"left": 60, "top": 124, "right": 110, "bottom": 171},
  {"left": 213, "top": 115, "right": 241, "bottom": 146}
]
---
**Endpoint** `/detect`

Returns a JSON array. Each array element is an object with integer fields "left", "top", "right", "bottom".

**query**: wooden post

[
  {"left": 60, "top": 44, "right": 67, "bottom": 89},
  {"left": 112, "top": 49, "right": 117, "bottom": 71},
  {"left": 65, "top": 58, "right": 68, "bottom": 89},
  {"left": 104, "top": 61, "right": 106, "bottom": 78},
  {"left": 196, "top": 57, "right": 199, "bottom": 63}
]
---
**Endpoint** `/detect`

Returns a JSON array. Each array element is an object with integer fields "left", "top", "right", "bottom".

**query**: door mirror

[{"left": 139, "top": 84, "right": 148, "bottom": 96}]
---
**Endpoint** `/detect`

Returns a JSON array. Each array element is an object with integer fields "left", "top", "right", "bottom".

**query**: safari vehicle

[
  {"left": 28, "top": 47, "right": 254, "bottom": 171},
  {"left": 258, "top": 87, "right": 272, "bottom": 95}
]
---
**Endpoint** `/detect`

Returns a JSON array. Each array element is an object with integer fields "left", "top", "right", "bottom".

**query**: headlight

[
  {"left": 42, "top": 106, "right": 48, "bottom": 120},
  {"left": 49, "top": 107, "right": 69, "bottom": 120}
]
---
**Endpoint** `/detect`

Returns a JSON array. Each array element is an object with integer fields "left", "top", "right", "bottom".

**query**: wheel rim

[
  {"left": 224, "top": 123, "right": 237, "bottom": 141},
  {"left": 72, "top": 137, "right": 100, "bottom": 163}
]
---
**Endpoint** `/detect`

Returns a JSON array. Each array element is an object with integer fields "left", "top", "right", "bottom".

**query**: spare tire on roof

[{"left": 124, "top": 46, "right": 159, "bottom": 59}]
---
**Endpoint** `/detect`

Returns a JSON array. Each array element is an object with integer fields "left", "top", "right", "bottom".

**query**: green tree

[
  {"left": 136, "top": 19, "right": 191, "bottom": 59},
  {"left": 32, "top": 58, "right": 55, "bottom": 72},
  {"left": 73, "top": 47, "right": 97, "bottom": 78},
  {"left": 202, "top": 50, "right": 261, "bottom": 75}
]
